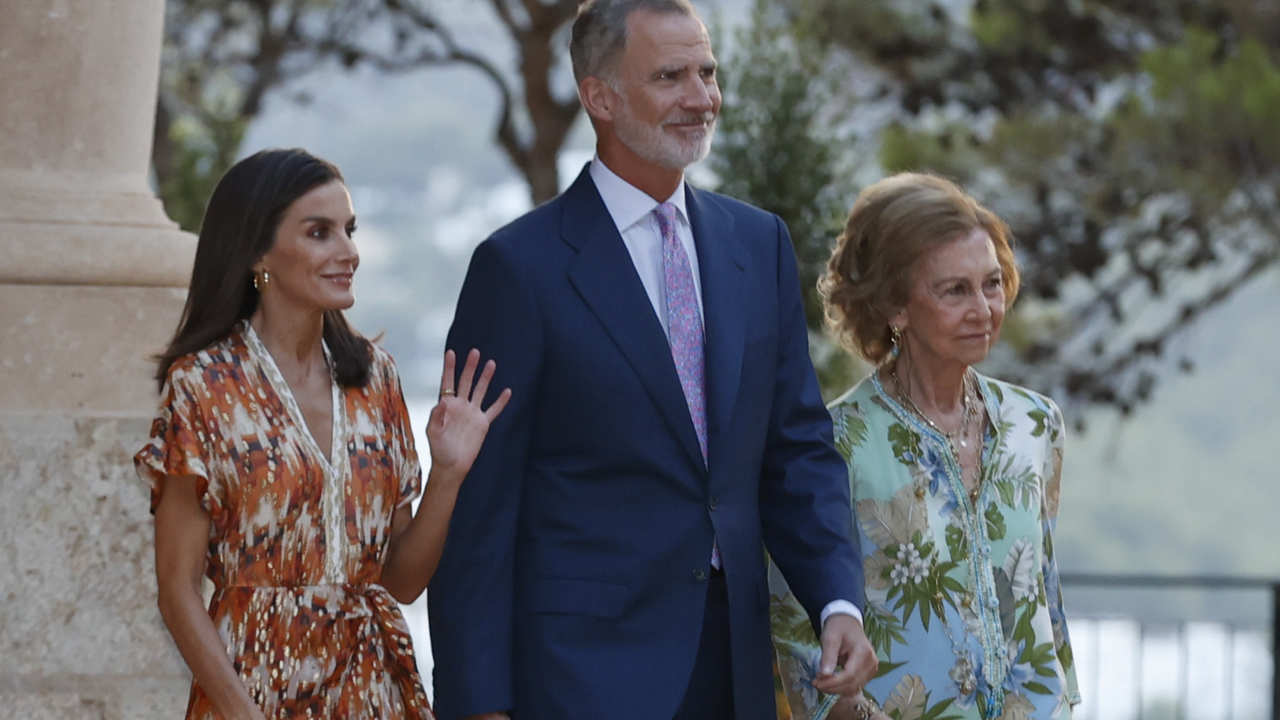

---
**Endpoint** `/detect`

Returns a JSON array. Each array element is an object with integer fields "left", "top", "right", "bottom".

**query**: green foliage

[
  {"left": 159, "top": 113, "right": 246, "bottom": 232},
  {"left": 709, "top": 0, "right": 861, "bottom": 395},
  {"left": 754, "top": 0, "right": 1280, "bottom": 416},
  {"left": 711, "top": 1, "right": 847, "bottom": 320}
]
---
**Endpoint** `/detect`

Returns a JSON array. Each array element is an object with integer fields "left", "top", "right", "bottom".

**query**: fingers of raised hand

[
  {"left": 439, "top": 349, "right": 457, "bottom": 399},
  {"left": 456, "top": 348, "right": 481, "bottom": 401},
  {"left": 445, "top": 349, "right": 512, "bottom": 416},
  {"left": 485, "top": 387, "right": 513, "bottom": 421},
  {"left": 471, "top": 359, "right": 496, "bottom": 405}
]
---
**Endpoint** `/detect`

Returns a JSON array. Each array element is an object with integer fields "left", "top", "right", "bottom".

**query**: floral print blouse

[
  {"left": 135, "top": 321, "right": 434, "bottom": 719},
  {"left": 771, "top": 372, "right": 1080, "bottom": 720}
]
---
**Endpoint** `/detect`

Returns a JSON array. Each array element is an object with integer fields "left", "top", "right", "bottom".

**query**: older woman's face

[{"left": 895, "top": 227, "right": 1006, "bottom": 368}]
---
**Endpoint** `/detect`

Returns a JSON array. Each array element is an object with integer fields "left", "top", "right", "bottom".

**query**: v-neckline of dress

[
  {"left": 242, "top": 320, "right": 351, "bottom": 582},
  {"left": 242, "top": 320, "right": 344, "bottom": 473},
  {"left": 870, "top": 370, "right": 1002, "bottom": 487}
]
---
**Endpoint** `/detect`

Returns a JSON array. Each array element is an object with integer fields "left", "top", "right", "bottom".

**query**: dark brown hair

[
  {"left": 819, "top": 172, "right": 1020, "bottom": 363},
  {"left": 154, "top": 148, "right": 372, "bottom": 390}
]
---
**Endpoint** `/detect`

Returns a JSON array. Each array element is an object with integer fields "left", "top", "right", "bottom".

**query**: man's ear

[{"left": 579, "top": 76, "right": 617, "bottom": 123}]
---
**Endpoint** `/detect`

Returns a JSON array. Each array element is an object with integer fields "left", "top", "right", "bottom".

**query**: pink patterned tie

[
  {"left": 655, "top": 203, "right": 720, "bottom": 569},
  {"left": 654, "top": 202, "right": 707, "bottom": 461}
]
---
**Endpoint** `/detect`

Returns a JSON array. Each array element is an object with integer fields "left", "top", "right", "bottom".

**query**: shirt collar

[{"left": 589, "top": 155, "right": 688, "bottom": 234}]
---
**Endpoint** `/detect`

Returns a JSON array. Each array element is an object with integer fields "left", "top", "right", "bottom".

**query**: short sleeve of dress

[
  {"left": 381, "top": 353, "right": 422, "bottom": 509},
  {"left": 133, "top": 363, "right": 224, "bottom": 518}
]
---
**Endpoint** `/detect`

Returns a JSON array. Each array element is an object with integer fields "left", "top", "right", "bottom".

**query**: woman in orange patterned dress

[{"left": 136, "top": 148, "right": 510, "bottom": 720}]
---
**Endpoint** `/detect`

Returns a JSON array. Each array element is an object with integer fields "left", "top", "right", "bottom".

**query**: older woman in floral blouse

[{"left": 771, "top": 173, "right": 1079, "bottom": 720}]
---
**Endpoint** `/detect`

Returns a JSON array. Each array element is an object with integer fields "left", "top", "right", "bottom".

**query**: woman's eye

[
  {"left": 309, "top": 226, "right": 329, "bottom": 239},
  {"left": 347, "top": 225, "right": 358, "bottom": 237}
]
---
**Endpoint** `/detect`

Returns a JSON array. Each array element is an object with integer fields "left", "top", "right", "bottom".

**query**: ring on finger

[{"left": 440, "top": 388, "right": 456, "bottom": 397}]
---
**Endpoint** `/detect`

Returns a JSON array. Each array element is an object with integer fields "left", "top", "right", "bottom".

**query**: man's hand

[{"left": 812, "top": 613, "right": 877, "bottom": 697}]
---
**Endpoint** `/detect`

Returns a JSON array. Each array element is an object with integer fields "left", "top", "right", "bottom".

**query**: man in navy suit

[{"left": 429, "top": 2, "right": 876, "bottom": 718}]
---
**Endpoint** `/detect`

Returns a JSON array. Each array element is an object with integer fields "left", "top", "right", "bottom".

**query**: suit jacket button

[
  {"left": 693, "top": 568, "right": 708, "bottom": 582},
  {"left": 708, "top": 496, "right": 719, "bottom": 511}
]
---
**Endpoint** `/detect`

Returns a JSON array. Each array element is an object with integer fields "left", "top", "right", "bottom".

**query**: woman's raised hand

[{"left": 426, "top": 348, "right": 511, "bottom": 479}]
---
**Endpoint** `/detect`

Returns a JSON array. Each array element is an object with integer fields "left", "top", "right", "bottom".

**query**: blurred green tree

[
  {"left": 709, "top": 0, "right": 866, "bottom": 398},
  {"left": 716, "top": 0, "right": 1280, "bottom": 417},
  {"left": 156, "top": 0, "right": 580, "bottom": 231}
]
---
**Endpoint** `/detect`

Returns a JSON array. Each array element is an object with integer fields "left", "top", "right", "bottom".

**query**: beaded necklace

[{"left": 891, "top": 364, "right": 981, "bottom": 501}]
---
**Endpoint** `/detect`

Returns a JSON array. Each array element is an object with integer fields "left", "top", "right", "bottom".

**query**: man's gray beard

[{"left": 614, "top": 110, "right": 717, "bottom": 171}]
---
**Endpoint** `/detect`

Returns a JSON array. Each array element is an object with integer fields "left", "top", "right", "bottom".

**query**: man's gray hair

[{"left": 570, "top": 0, "right": 699, "bottom": 86}]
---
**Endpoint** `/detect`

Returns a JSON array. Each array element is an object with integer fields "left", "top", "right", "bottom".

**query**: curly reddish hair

[{"left": 818, "top": 172, "right": 1020, "bottom": 364}]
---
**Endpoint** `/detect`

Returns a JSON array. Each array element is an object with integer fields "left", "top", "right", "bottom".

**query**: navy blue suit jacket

[{"left": 429, "top": 166, "right": 863, "bottom": 720}]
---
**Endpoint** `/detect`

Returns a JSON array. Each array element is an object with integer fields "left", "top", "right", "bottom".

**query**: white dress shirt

[
  {"left": 587, "top": 157, "right": 862, "bottom": 627},
  {"left": 588, "top": 157, "right": 703, "bottom": 338}
]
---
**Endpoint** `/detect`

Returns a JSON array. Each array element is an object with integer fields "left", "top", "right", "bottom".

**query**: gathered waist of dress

[{"left": 210, "top": 582, "right": 402, "bottom": 620}]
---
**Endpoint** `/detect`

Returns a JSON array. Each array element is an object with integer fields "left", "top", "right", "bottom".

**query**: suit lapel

[
  {"left": 686, "top": 185, "right": 746, "bottom": 469},
  {"left": 562, "top": 167, "right": 706, "bottom": 470}
]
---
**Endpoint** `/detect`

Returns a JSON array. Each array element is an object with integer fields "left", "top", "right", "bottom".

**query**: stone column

[{"left": 0, "top": 1, "right": 196, "bottom": 717}]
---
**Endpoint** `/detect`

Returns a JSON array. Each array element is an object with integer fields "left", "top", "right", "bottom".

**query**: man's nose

[{"left": 683, "top": 76, "right": 716, "bottom": 113}]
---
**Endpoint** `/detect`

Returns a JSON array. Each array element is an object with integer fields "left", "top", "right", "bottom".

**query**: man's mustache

[{"left": 667, "top": 112, "right": 717, "bottom": 125}]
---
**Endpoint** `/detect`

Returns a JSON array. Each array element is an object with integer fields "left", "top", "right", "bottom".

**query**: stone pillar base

[
  {"left": 0, "top": 675, "right": 189, "bottom": 720},
  {"left": 0, "top": 285, "right": 195, "bottom": 718},
  {"left": 0, "top": 412, "right": 191, "bottom": 719}
]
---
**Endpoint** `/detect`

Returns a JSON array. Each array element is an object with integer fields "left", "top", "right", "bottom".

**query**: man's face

[{"left": 608, "top": 9, "right": 721, "bottom": 170}]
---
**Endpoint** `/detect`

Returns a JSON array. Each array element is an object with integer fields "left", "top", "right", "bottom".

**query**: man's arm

[
  {"left": 429, "top": 238, "right": 542, "bottom": 720},
  {"left": 758, "top": 215, "right": 876, "bottom": 696},
  {"left": 757, "top": 214, "right": 864, "bottom": 624}
]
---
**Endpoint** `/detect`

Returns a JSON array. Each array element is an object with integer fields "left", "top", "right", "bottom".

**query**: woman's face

[
  {"left": 256, "top": 180, "right": 359, "bottom": 314},
  {"left": 893, "top": 227, "right": 1006, "bottom": 369}
]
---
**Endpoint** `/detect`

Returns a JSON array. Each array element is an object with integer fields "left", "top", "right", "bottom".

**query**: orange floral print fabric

[{"left": 135, "top": 321, "right": 433, "bottom": 719}]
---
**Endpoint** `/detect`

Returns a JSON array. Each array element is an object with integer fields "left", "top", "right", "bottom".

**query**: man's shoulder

[
  {"left": 689, "top": 185, "right": 779, "bottom": 227},
  {"left": 470, "top": 192, "right": 572, "bottom": 267},
  {"left": 487, "top": 195, "right": 564, "bottom": 242}
]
